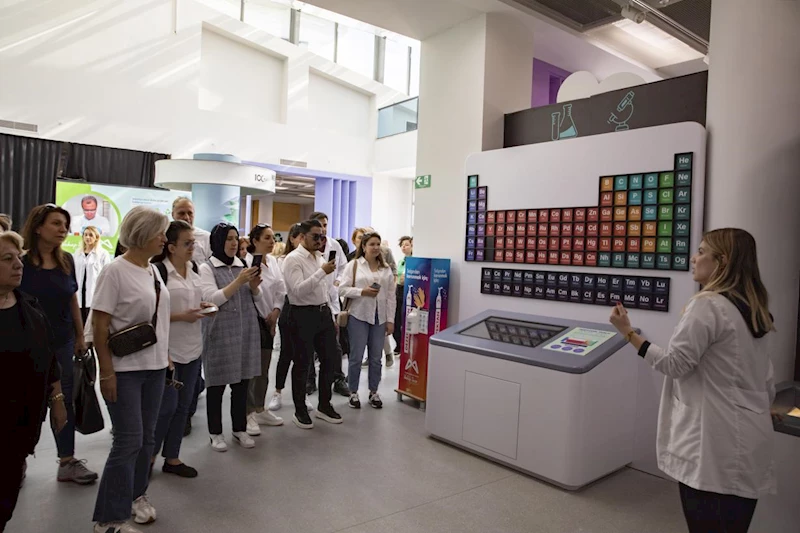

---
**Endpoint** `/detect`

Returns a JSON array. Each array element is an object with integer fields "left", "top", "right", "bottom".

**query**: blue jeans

[
  {"left": 153, "top": 358, "right": 201, "bottom": 460},
  {"left": 52, "top": 339, "right": 76, "bottom": 458},
  {"left": 93, "top": 369, "right": 165, "bottom": 524},
  {"left": 347, "top": 317, "right": 386, "bottom": 393}
]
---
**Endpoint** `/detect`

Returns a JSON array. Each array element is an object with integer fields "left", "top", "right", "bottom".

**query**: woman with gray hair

[{"left": 91, "top": 206, "right": 171, "bottom": 533}]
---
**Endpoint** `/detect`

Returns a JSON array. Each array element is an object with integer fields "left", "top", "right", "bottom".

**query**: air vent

[
  {"left": 0, "top": 119, "right": 38, "bottom": 133},
  {"left": 279, "top": 159, "right": 308, "bottom": 168}
]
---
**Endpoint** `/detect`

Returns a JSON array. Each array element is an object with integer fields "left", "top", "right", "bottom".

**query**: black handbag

[
  {"left": 107, "top": 268, "right": 161, "bottom": 357},
  {"left": 73, "top": 349, "right": 105, "bottom": 435},
  {"left": 251, "top": 293, "right": 273, "bottom": 349}
]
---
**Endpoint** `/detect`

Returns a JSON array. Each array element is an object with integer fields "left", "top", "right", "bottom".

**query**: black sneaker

[
  {"left": 315, "top": 404, "right": 343, "bottom": 424},
  {"left": 293, "top": 411, "right": 314, "bottom": 429},
  {"left": 333, "top": 379, "right": 350, "bottom": 397},
  {"left": 348, "top": 392, "right": 361, "bottom": 409},
  {"left": 162, "top": 461, "right": 198, "bottom": 478},
  {"left": 183, "top": 418, "right": 192, "bottom": 437},
  {"left": 369, "top": 392, "right": 383, "bottom": 409}
]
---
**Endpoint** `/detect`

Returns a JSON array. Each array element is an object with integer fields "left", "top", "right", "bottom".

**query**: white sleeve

[
  {"left": 284, "top": 255, "right": 326, "bottom": 302},
  {"left": 91, "top": 265, "right": 120, "bottom": 316},
  {"left": 334, "top": 239, "right": 347, "bottom": 280},
  {"left": 198, "top": 262, "right": 228, "bottom": 306},
  {"left": 338, "top": 261, "right": 362, "bottom": 299},
  {"left": 272, "top": 257, "right": 286, "bottom": 312}
]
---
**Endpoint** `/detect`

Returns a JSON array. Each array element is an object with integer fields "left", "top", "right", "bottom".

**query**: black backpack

[{"left": 154, "top": 260, "right": 198, "bottom": 284}]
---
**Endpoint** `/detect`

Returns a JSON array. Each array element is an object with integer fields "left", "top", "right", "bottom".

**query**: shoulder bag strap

[
  {"left": 343, "top": 261, "right": 358, "bottom": 312},
  {"left": 151, "top": 267, "right": 161, "bottom": 330}
]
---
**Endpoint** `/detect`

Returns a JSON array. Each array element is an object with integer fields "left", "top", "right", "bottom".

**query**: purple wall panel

[{"left": 532, "top": 58, "right": 572, "bottom": 108}]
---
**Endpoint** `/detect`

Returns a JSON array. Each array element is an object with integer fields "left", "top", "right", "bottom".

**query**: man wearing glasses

[
  {"left": 70, "top": 196, "right": 111, "bottom": 236},
  {"left": 282, "top": 219, "right": 342, "bottom": 429}
]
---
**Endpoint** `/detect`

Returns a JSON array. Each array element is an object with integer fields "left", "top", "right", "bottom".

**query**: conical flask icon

[{"left": 550, "top": 103, "right": 578, "bottom": 140}]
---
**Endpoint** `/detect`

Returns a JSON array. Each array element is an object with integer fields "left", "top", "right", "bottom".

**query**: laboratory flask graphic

[
  {"left": 551, "top": 103, "right": 578, "bottom": 141},
  {"left": 608, "top": 91, "right": 635, "bottom": 131}
]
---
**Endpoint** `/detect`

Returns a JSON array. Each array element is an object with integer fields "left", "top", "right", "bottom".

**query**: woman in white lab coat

[
  {"left": 610, "top": 228, "right": 776, "bottom": 533},
  {"left": 73, "top": 226, "right": 111, "bottom": 323}
]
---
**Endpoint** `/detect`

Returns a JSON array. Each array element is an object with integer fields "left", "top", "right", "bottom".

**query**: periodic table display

[
  {"left": 465, "top": 153, "right": 694, "bottom": 271},
  {"left": 481, "top": 268, "right": 671, "bottom": 313}
]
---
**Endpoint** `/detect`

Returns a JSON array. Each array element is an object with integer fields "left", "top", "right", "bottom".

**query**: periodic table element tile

[
  {"left": 623, "top": 292, "right": 638, "bottom": 307},
  {"left": 534, "top": 285, "right": 546, "bottom": 299},
  {"left": 495, "top": 237, "right": 505, "bottom": 249},
  {"left": 628, "top": 238, "right": 641, "bottom": 253},
  {"left": 527, "top": 223, "right": 537, "bottom": 235},
  {"left": 513, "top": 270, "right": 524, "bottom": 283},
  {"left": 497, "top": 211, "right": 507, "bottom": 223},
  {"left": 626, "top": 253, "right": 640, "bottom": 268},
  {"left": 614, "top": 222, "right": 627, "bottom": 236},
  {"left": 537, "top": 224, "right": 548, "bottom": 236},
  {"left": 581, "top": 287, "right": 595, "bottom": 304},
  {"left": 608, "top": 291, "right": 622, "bottom": 306},
  {"left": 612, "top": 237, "right": 626, "bottom": 252},
  {"left": 468, "top": 212, "right": 478, "bottom": 225},
  {"left": 468, "top": 188, "right": 478, "bottom": 200},
  {"left": 560, "top": 251, "right": 572, "bottom": 265},
  {"left": 599, "top": 237, "right": 612, "bottom": 251},
  {"left": 506, "top": 224, "right": 517, "bottom": 235},
  {"left": 545, "top": 287, "right": 557, "bottom": 300},
  {"left": 644, "top": 173, "right": 659, "bottom": 189},
  {"left": 468, "top": 225, "right": 477, "bottom": 236},
  {"left": 516, "top": 237, "right": 525, "bottom": 249},
  {"left": 600, "top": 192, "right": 614, "bottom": 207},
  {"left": 614, "top": 207, "right": 627, "bottom": 222},
  {"left": 628, "top": 222, "right": 642, "bottom": 236},
  {"left": 637, "top": 293, "right": 653, "bottom": 310},
  {"left": 643, "top": 206, "right": 658, "bottom": 221},
  {"left": 502, "top": 282, "right": 513, "bottom": 295},
  {"left": 525, "top": 236, "right": 536, "bottom": 249},
  {"left": 550, "top": 209, "right": 562, "bottom": 223},
  {"left": 657, "top": 237, "right": 672, "bottom": 253},
  {"left": 477, "top": 199, "right": 487, "bottom": 212},
  {"left": 478, "top": 187, "right": 487, "bottom": 199},
  {"left": 673, "top": 254, "right": 690, "bottom": 270},
  {"left": 653, "top": 294, "right": 669, "bottom": 312},
  {"left": 595, "top": 274, "right": 610, "bottom": 291},
  {"left": 568, "top": 273, "right": 582, "bottom": 287},
  {"left": 654, "top": 278, "right": 670, "bottom": 295},
  {"left": 522, "top": 284, "right": 534, "bottom": 298},
  {"left": 538, "top": 237, "right": 548, "bottom": 249},
  {"left": 523, "top": 271, "right": 535, "bottom": 284},
  {"left": 675, "top": 153, "right": 693, "bottom": 171},
  {"left": 582, "top": 274, "right": 597, "bottom": 288},
  {"left": 527, "top": 209, "right": 538, "bottom": 222},
  {"left": 600, "top": 177, "right": 615, "bottom": 192},
  {"left": 573, "top": 237, "right": 585, "bottom": 251},
  {"left": 538, "top": 210, "right": 549, "bottom": 223},
  {"left": 644, "top": 190, "right": 659, "bottom": 205},
  {"left": 598, "top": 252, "right": 612, "bottom": 267},
  {"left": 638, "top": 277, "right": 654, "bottom": 293},
  {"left": 675, "top": 220, "right": 690, "bottom": 237},
  {"left": 601, "top": 208, "right": 614, "bottom": 222},
  {"left": 628, "top": 206, "right": 643, "bottom": 221},
  {"left": 676, "top": 187, "right": 691, "bottom": 204},
  {"left": 615, "top": 175, "right": 629, "bottom": 191},
  {"left": 562, "top": 223, "right": 573, "bottom": 236},
  {"left": 659, "top": 188, "right": 674, "bottom": 204},
  {"left": 569, "top": 287, "right": 582, "bottom": 303},
  {"left": 537, "top": 251, "right": 548, "bottom": 264},
  {"left": 674, "top": 237, "right": 690, "bottom": 255},
  {"left": 486, "top": 224, "right": 496, "bottom": 236},
  {"left": 595, "top": 290, "right": 609, "bottom": 306},
  {"left": 600, "top": 224, "right": 613, "bottom": 238},
  {"left": 629, "top": 174, "right": 643, "bottom": 190},
  {"left": 574, "top": 223, "right": 586, "bottom": 237},
  {"left": 585, "top": 252, "right": 598, "bottom": 266},
  {"left": 612, "top": 253, "right": 626, "bottom": 268},
  {"left": 657, "top": 254, "right": 672, "bottom": 270},
  {"left": 506, "top": 210, "right": 517, "bottom": 222},
  {"left": 468, "top": 175, "right": 479, "bottom": 188},
  {"left": 482, "top": 268, "right": 493, "bottom": 282},
  {"left": 516, "top": 211, "right": 527, "bottom": 223},
  {"left": 659, "top": 172, "right": 675, "bottom": 188},
  {"left": 628, "top": 190, "right": 643, "bottom": 205},
  {"left": 487, "top": 211, "right": 497, "bottom": 223},
  {"left": 643, "top": 222, "right": 657, "bottom": 237},
  {"left": 549, "top": 224, "right": 561, "bottom": 237},
  {"left": 506, "top": 237, "right": 516, "bottom": 249},
  {"left": 515, "top": 250, "right": 525, "bottom": 263},
  {"left": 557, "top": 287, "right": 570, "bottom": 302},
  {"left": 641, "top": 253, "right": 656, "bottom": 269},
  {"left": 587, "top": 222, "right": 599, "bottom": 237},
  {"left": 658, "top": 221, "right": 673, "bottom": 237},
  {"left": 466, "top": 236, "right": 477, "bottom": 249},
  {"left": 492, "top": 268, "right": 504, "bottom": 281},
  {"left": 548, "top": 251, "right": 560, "bottom": 265},
  {"left": 481, "top": 280, "right": 492, "bottom": 294},
  {"left": 494, "top": 250, "right": 504, "bottom": 262},
  {"left": 468, "top": 200, "right": 478, "bottom": 212},
  {"left": 513, "top": 283, "right": 523, "bottom": 297},
  {"left": 465, "top": 249, "right": 476, "bottom": 261},
  {"left": 516, "top": 223, "right": 526, "bottom": 235},
  {"left": 659, "top": 205, "right": 674, "bottom": 221},
  {"left": 676, "top": 170, "right": 692, "bottom": 187},
  {"left": 476, "top": 249, "right": 485, "bottom": 261},
  {"left": 561, "top": 237, "right": 573, "bottom": 250},
  {"left": 478, "top": 212, "right": 487, "bottom": 225},
  {"left": 574, "top": 208, "right": 587, "bottom": 222},
  {"left": 587, "top": 207, "right": 600, "bottom": 222},
  {"left": 525, "top": 250, "right": 536, "bottom": 263},
  {"left": 610, "top": 276, "right": 624, "bottom": 292},
  {"left": 546, "top": 272, "right": 558, "bottom": 286},
  {"left": 642, "top": 237, "right": 657, "bottom": 253},
  {"left": 505, "top": 250, "right": 515, "bottom": 262},
  {"left": 562, "top": 209, "right": 574, "bottom": 223},
  {"left": 675, "top": 204, "right": 691, "bottom": 221},
  {"left": 614, "top": 191, "right": 628, "bottom": 206},
  {"left": 586, "top": 237, "right": 599, "bottom": 251}
]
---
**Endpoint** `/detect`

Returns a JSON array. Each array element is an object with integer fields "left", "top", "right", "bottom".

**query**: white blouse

[
  {"left": 338, "top": 257, "right": 396, "bottom": 326},
  {"left": 249, "top": 254, "right": 286, "bottom": 319},
  {"left": 73, "top": 246, "right": 111, "bottom": 308},
  {"left": 163, "top": 257, "right": 203, "bottom": 365}
]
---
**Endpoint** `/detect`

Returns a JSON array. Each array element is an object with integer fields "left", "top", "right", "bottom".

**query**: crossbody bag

[
  {"left": 336, "top": 261, "right": 359, "bottom": 327},
  {"left": 107, "top": 267, "right": 161, "bottom": 357}
]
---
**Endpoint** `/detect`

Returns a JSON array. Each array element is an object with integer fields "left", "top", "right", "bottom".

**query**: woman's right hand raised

[
  {"left": 100, "top": 373, "right": 117, "bottom": 403},
  {"left": 236, "top": 266, "right": 260, "bottom": 286}
]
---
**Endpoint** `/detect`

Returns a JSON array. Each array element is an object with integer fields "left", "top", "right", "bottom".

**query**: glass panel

[
  {"left": 383, "top": 38, "right": 409, "bottom": 93},
  {"left": 408, "top": 41, "right": 420, "bottom": 97},
  {"left": 299, "top": 12, "right": 336, "bottom": 61},
  {"left": 336, "top": 25, "right": 375, "bottom": 79},
  {"left": 459, "top": 317, "right": 566, "bottom": 347},
  {"left": 377, "top": 97, "right": 418, "bottom": 138},
  {"left": 244, "top": 0, "right": 291, "bottom": 41}
]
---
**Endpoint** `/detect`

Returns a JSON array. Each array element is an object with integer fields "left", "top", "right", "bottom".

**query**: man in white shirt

[
  {"left": 282, "top": 219, "right": 342, "bottom": 429},
  {"left": 70, "top": 195, "right": 112, "bottom": 236},
  {"left": 172, "top": 197, "right": 211, "bottom": 264}
]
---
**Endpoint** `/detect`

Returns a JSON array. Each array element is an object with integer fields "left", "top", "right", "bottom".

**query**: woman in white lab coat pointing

[{"left": 610, "top": 228, "right": 776, "bottom": 533}]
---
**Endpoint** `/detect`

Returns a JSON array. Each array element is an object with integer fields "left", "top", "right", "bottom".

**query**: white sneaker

[
  {"left": 95, "top": 522, "right": 143, "bottom": 533},
  {"left": 305, "top": 396, "right": 314, "bottom": 411},
  {"left": 209, "top": 434, "right": 228, "bottom": 452},
  {"left": 254, "top": 410, "right": 284, "bottom": 426},
  {"left": 233, "top": 431, "right": 256, "bottom": 448},
  {"left": 131, "top": 494, "right": 156, "bottom": 524},
  {"left": 246, "top": 413, "right": 261, "bottom": 436},
  {"left": 267, "top": 391, "right": 282, "bottom": 411}
]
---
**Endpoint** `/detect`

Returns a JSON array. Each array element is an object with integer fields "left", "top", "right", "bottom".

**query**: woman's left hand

[
  {"left": 74, "top": 335, "right": 87, "bottom": 355},
  {"left": 386, "top": 323, "right": 394, "bottom": 336},
  {"left": 609, "top": 303, "right": 633, "bottom": 334},
  {"left": 51, "top": 399, "right": 68, "bottom": 434}
]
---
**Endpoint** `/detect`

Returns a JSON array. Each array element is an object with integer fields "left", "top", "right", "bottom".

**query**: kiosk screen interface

[{"left": 459, "top": 317, "right": 566, "bottom": 348}]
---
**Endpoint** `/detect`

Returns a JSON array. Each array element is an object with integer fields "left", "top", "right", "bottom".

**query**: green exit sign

[{"left": 415, "top": 175, "right": 431, "bottom": 189}]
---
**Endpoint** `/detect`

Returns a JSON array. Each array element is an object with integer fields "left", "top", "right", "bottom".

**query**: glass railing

[{"left": 377, "top": 97, "right": 418, "bottom": 139}]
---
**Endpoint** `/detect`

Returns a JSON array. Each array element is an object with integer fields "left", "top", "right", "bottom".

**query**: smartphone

[
  {"left": 370, "top": 282, "right": 381, "bottom": 290},
  {"left": 328, "top": 250, "right": 337, "bottom": 262},
  {"left": 251, "top": 254, "right": 263, "bottom": 267},
  {"left": 199, "top": 305, "right": 218, "bottom": 315}
]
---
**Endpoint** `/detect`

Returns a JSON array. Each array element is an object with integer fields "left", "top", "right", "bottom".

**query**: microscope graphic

[
  {"left": 551, "top": 103, "right": 578, "bottom": 141},
  {"left": 608, "top": 91, "right": 635, "bottom": 131}
]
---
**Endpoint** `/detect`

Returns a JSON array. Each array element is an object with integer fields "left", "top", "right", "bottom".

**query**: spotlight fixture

[{"left": 621, "top": 3, "right": 646, "bottom": 24}]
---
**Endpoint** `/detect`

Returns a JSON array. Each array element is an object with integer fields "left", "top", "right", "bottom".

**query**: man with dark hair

[{"left": 282, "top": 219, "right": 342, "bottom": 428}]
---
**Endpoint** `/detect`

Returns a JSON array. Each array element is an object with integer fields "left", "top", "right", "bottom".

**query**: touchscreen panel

[{"left": 458, "top": 317, "right": 566, "bottom": 348}]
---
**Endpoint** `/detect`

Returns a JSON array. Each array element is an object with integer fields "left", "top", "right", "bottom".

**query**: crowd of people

[{"left": 0, "top": 198, "right": 413, "bottom": 533}]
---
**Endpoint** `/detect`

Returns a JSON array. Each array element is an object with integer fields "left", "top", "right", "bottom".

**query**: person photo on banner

[{"left": 70, "top": 195, "right": 112, "bottom": 236}]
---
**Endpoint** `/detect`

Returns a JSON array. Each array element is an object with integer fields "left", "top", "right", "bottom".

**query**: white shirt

[
  {"left": 73, "top": 247, "right": 111, "bottom": 308},
  {"left": 163, "top": 257, "right": 203, "bottom": 365},
  {"left": 283, "top": 245, "right": 328, "bottom": 306},
  {"left": 644, "top": 292, "right": 776, "bottom": 499},
  {"left": 71, "top": 214, "right": 112, "bottom": 236},
  {"left": 249, "top": 254, "right": 286, "bottom": 318},
  {"left": 338, "top": 257, "right": 396, "bottom": 325},
  {"left": 323, "top": 237, "right": 346, "bottom": 313},
  {"left": 92, "top": 257, "right": 170, "bottom": 372},
  {"left": 192, "top": 227, "right": 212, "bottom": 263},
  {"left": 198, "top": 256, "right": 260, "bottom": 307}
]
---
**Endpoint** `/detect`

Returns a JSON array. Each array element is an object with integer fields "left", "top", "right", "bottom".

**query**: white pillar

[
  {"left": 414, "top": 13, "right": 534, "bottom": 322},
  {"left": 705, "top": 0, "right": 800, "bottom": 381}
]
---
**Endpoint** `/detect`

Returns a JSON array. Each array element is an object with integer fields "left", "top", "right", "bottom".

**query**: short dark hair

[
  {"left": 399, "top": 235, "right": 413, "bottom": 246},
  {"left": 309, "top": 211, "right": 328, "bottom": 222},
  {"left": 299, "top": 219, "right": 322, "bottom": 233}
]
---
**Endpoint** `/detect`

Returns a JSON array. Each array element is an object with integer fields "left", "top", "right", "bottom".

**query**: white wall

[
  {"left": 374, "top": 130, "right": 418, "bottom": 177},
  {"left": 371, "top": 174, "right": 413, "bottom": 259},
  {"left": 309, "top": 72, "right": 372, "bottom": 138}
]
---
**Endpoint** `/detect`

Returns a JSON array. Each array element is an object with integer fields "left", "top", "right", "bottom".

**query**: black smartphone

[
  {"left": 370, "top": 282, "right": 381, "bottom": 290},
  {"left": 252, "top": 254, "right": 263, "bottom": 267},
  {"left": 328, "top": 250, "right": 337, "bottom": 262}
]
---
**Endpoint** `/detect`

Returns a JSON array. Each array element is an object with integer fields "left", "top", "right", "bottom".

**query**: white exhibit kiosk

[{"left": 425, "top": 122, "right": 706, "bottom": 487}]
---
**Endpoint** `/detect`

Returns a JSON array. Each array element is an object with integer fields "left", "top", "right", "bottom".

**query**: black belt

[{"left": 290, "top": 303, "right": 329, "bottom": 311}]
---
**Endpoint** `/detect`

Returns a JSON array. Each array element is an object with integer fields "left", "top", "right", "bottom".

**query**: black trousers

[
  {"left": 679, "top": 483, "right": 758, "bottom": 533},
  {"left": 206, "top": 380, "right": 249, "bottom": 435},
  {"left": 0, "top": 451, "right": 27, "bottom": 532},
  {"left": 393, "top": 285, "right": 403, "bottom": 350},
  {"left": 288, "top": 305, "right": 337, "bottom": 415},
  {"left": 307, "top": 319, "right": 346, "bottom": 387}
]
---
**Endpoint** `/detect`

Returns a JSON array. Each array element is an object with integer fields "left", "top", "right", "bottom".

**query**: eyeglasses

[{"left": 309, "top": 233, "right": 322, "bottom": 241}]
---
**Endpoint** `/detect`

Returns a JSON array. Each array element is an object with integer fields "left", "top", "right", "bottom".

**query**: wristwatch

[
  {"left": 625, "top": 330, "right": 636, "bottom": 343},
  {"left": 48, "top": 393, "right": 65, "bottom": 406}
]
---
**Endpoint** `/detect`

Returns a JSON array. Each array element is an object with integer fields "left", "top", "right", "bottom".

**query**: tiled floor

[{"left": 9, "top": 350, "right": 687, "bottom": 533}]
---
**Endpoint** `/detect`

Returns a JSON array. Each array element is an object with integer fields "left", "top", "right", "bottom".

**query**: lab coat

[
  {"left": 73, "top": 247, "right": 112, "bottom": 308},
  {"left": 644, "top": 292, "right": 776, "bottom": 499}
]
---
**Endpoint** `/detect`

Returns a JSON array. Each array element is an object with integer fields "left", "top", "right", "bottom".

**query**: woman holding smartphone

[
  {"left": 609, "top": 228, "right": 776, "bottom": 533},
  {"left": 338, "top": 231, "right": 396, "bottom": 409}
]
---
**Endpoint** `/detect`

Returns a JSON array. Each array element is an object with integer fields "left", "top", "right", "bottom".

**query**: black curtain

[{"left": 0, "top": 133, "right": 169, "bottom": 231}]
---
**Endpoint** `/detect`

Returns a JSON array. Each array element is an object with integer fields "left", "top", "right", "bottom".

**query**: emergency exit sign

[{"left": 415, "top": 175, "right": 431, "bottom": 189}]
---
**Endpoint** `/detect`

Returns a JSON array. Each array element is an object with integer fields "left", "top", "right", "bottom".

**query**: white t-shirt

[
  {"left": 92, "top": 257, "right": 171, "bottom": 372},
  {"left": 71, "top": 214, "right": 112, "bottom": 236},
  {"left": 163, "top": 257, "right": 203, "bottom": 365},
  {"left": 192, "top": 227, "right": 212, "bottom": 263}
]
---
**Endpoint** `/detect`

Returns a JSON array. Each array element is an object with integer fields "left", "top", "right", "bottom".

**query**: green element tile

[
  {"left": 657, "top": 237, "right": 672, "bottom": 254},
  {"left": 626, "top": 253, "right": 640, "bottom": 269},
  {"left": 675, "top": 221, "right": 690, "bottom": 237},
  {"left": 598, "top": 252, "right": 612, "bottom": 268},
  {"left": 644, "top": 173, "right": 659, "bottom": 189},
  {"left": 628, "top": 190, "right": 643, "bottom": 205},
  {"left": 659, "top": 205, "right": 674, "bottom": 220},
  {"left": 673, "top": 254, "right": 690, "bottom": 270},
  {"left": 657, "top": 254, "right": 672, "bottom": 270},
  {"left": 676, "top": 187, "right": 691, "bottom": 204},
  {"left": 468, "top": 175, "right": 478, "bottom": 188},
  {"left": 643, "top": 206, "right": 658, "bottom": 221},
  {"left": 658, "top": 221, "right": 673, "bottom": 237},
  {"left": 615, "top": 176, "right": 629, "bottom": 191},
  {"left": 674, "top": 237, "right": 690, "bottom": 254},
  {"left": 676, "top": 170, "right": 692, "bottom": 187},
  {"left": 612, "top": 253, "right": 626, "bottom": 268},
  {"left": 659, "top": 172, "right": 675, "bottom": 188},
  {"left": 675, "top": 205, "right": 691, "bottom": 221},
  {"left": 659, "top": 189, "right": 674, "bottom": 204},
  {"left": 675, "top": 153, "right": 693, "bottom": 171},
  {"left": 629, "top": 174, "right": 643, "bottom": 190},
  {"left": 641, "top": 254, "right": 656, "bottom": 269},
  {"left": 644, "top": 190, "right": 658, "bottom": 205}
]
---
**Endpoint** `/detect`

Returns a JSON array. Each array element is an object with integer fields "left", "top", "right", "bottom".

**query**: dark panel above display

[{"left": 504, "top": 72, "right": 707, "bottom": 148}]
